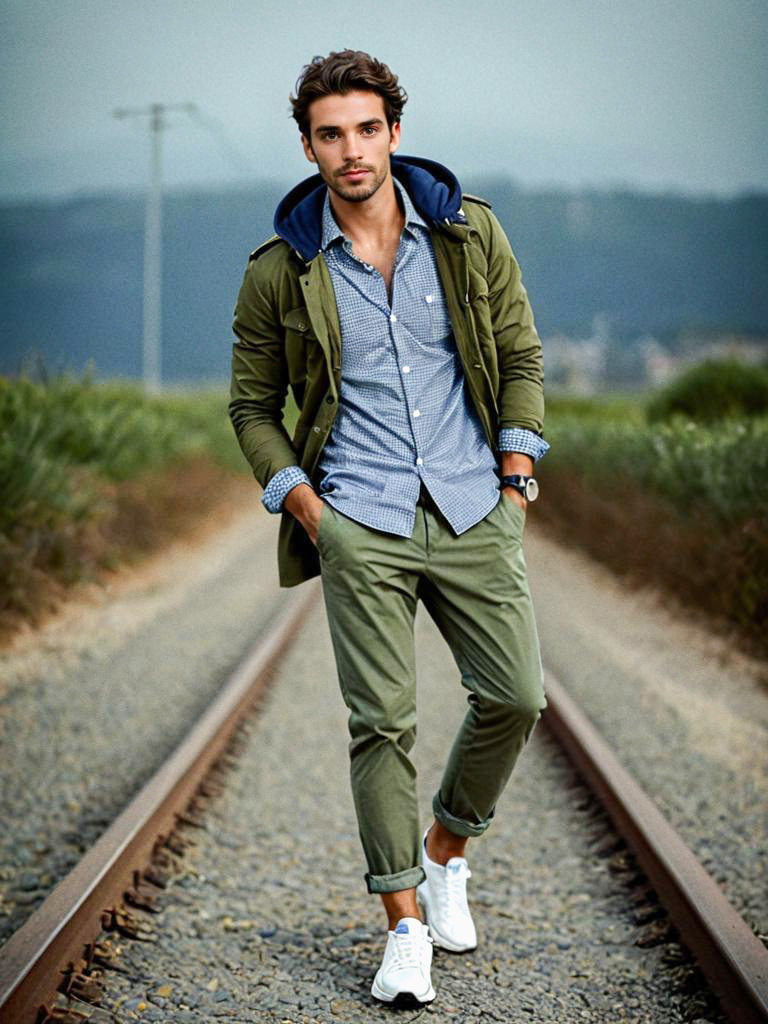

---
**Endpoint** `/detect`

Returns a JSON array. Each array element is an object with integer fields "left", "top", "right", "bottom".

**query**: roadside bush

[
  {"left": 0, "top": 371, "right": 247, "bottom": 637},
  {"left": 646, "top": 359, "right": 768, "bottom": 423},
  {"left": 539, "top": 414, "right": 767, "bottom": 525},
  {"left": 545, "top": 394, "right": 644, "bottom": 423},
  {"left": 537, "top": 405, "right": 768, "bottom": 657}
]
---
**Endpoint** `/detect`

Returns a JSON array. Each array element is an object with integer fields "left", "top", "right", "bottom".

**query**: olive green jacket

[{"left": 229, "top": 179, "right": 545, "bottom": 587}]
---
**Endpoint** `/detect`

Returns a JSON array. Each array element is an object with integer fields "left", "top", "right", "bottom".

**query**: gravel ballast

[
  {"left": 525, "top": 529, "right": 768, "bottom": 946},
  {"left": 0, "top": 505, "right": 286, "bottom": 944},
  {"left": 3, "top": 507, "right": 762, "bottom": 1021},
  {"left": 97, "top": 591, "right": 722, "bottom": 1023}
]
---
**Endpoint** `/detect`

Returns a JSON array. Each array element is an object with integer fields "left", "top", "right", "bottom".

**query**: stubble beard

[{"left": 325, "top": 162, "right": 389, "bottom": 204}]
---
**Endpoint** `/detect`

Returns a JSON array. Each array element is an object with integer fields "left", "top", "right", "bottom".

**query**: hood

[{"left": 273, "top": 154, "right": 467, "bottom": 262}]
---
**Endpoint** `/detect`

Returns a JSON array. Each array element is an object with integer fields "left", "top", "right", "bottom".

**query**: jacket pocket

[{"left": 281, "top": 306, "right": 311, "bottom": 407}]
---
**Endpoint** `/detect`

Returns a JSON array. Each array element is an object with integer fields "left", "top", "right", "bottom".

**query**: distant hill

[{"left": 1, "top": 178, "right": 766, "bottom": 382}]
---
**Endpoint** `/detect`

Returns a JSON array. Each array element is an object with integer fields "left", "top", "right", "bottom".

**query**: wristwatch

[{"left": 500, "top": 475, "right": 539, "bottom": 501}]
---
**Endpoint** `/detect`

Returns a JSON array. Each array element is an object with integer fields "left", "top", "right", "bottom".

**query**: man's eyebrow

[{"left": 315, "top": 118, "right": 385, "bottom": 133}]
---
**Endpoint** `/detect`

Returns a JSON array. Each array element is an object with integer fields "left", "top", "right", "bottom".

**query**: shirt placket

[
  {"left": 339, "top": 233, "right": 426, "bottom": 473},
  {"left": 389, "top": 234, "right": 427, "bottom": 471}
]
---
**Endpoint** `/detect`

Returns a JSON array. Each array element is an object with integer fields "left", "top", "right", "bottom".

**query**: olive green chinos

[{"left": 315, "top": 487, "right": 547, "bottom": 895}]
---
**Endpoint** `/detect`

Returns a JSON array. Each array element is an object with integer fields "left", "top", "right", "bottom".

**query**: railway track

[{"left": 0, "top": 582, "right": 766, "bottom": 1024}]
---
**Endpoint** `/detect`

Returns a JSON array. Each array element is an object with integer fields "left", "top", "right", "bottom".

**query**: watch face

[{"left": 525, "top": 478, "right": 539, "bottom": 501}]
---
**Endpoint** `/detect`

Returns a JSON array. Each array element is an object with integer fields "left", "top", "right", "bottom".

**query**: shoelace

[
  {"left": 389, "top": 928, "right": 432, "bottom": 970},
  {"left": 438, "top": 864, "right": 472, "bottom": 922}
]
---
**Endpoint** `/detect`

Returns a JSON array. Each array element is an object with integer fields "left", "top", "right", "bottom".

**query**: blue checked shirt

[{"left": 262, "top": 180, "right": 550, "bottom": 536}]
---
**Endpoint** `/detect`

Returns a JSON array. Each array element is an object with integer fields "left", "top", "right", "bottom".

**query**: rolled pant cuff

[
  {"left": 365, "top": 865, "right": 426, "bottom": 894},
  {"left": 433, "top": 791, "right": 494, "bottom": 838}
]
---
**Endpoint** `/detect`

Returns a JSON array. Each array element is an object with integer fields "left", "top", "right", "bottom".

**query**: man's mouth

[{"left": 339, "top": 167, "right": 371, "bottom": 180}]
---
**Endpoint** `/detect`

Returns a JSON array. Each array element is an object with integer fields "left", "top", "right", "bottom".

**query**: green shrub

[
  {"left": 538, "top": 405, "right": 768, "bottom": 654},
  {"left": 0, "top": 371, "right": 245, "bottom": 537},
  {"left": 545, "top": 394, "right": 645, "bottom": 422},
  {"left": 646, "top": 359, "right": 768, "bottom": 423},
  {"left": 0, "top": 370, "right": 252, "bottom": 630},
  {"left": 540, "top": 413, "right": 768, "bottom": 525}
]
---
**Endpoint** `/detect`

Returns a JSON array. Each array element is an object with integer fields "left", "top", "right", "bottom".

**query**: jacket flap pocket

[
  {"left": 281, "top": 306, "right": 311, "bottom": 332},
  {"left": 467, "top": 267, "right": 489, "bottom": 300}
]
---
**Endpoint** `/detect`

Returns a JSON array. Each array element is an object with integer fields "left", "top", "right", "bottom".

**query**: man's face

[{"left": 301, "top": 89, "right": 400, "bottom": 204}]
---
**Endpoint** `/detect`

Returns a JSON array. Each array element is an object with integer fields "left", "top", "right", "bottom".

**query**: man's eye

[{"left": 362, "top": 126, "right": 377, "bottom": 135}]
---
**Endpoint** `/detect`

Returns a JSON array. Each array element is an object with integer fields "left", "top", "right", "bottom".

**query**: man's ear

[
  {"left": 388, "top": 121, "right": 401, "bottom": 156},
  {"left": 301, "top": 133, "right": 317, "bottom": 164}
]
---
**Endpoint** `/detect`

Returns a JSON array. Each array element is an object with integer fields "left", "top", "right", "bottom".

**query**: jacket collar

[{"left": 274, "top": 154, "right": 467, "bottom": 262}]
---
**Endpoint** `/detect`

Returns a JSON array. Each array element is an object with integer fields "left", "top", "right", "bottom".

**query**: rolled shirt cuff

[
  {"left": 498, "top": 427, "right": 551, "bottom": 461},
  {"left": 261, "top": 465, "right": 312, "bottom": 513}
]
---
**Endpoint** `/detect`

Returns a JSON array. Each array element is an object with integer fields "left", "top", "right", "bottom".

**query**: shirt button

[
  {"left": 413, "top": 409, "right": 421, "bottom": 417},
  {"left": 402, "top": 365, "right": 411, "bottom": 374},
  {"left": 390, "top": 313, "right": 397, "bottom": 322},
  {"left": 416, "top": 457, "right": 423, "bottom": 466},
  {"left": 425, "top": 295, "right": 434, "bottom": 304}
]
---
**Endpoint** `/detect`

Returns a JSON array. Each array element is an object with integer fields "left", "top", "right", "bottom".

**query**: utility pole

[{"left": 114, "top": 102, "right": 196, "bottom": 394}]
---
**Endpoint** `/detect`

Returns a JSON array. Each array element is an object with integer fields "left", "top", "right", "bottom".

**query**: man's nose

[{"left": 341, "top": 132, "right": 363, "bottom": 163}]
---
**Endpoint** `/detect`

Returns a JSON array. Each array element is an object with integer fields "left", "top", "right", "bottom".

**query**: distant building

[{"left": 543, "top": 324, "right": 768, "bottom": 395}]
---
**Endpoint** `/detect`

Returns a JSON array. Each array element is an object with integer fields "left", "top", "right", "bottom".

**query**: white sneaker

[
  {"left": 370, "top": 916, "right": 436, "bottom": 1004},
  {"left": 417, "top": 830, "right": 478, "bottom": 952}
]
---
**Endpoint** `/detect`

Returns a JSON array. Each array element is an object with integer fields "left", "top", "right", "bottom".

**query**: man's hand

[{"left": 283, "top": 482, "right": 326, "bottom": 546}]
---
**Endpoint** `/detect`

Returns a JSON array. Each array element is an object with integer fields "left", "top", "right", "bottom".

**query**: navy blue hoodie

[{"left": 272, "top": 154, "right": 468, "bottom": 262}]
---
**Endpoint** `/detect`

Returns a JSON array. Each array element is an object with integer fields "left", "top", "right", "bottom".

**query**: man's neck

[{"left": 328, "top": 176, "right": 405, "bottom": 248}]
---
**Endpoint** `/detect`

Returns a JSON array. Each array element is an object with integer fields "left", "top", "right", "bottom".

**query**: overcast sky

[{"left": 1, "top": 0, "right": 766, "bottom": 201}]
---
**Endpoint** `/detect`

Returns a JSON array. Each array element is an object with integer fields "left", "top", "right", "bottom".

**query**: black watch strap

[{"left": 500, "top": 475, "right": 539, "bottom": 501}]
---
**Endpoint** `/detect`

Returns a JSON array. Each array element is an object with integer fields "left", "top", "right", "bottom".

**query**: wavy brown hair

[{"left": 290, "top": 50, "right": 408, "bottom": 138}]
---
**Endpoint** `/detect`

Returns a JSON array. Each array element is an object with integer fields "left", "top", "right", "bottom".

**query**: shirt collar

[{"left": 321, "top": 177, "right": 427, "bottom": 252}]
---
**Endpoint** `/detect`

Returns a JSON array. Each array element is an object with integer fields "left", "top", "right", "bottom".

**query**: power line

[{"left": 186, "top": 107, "right": 258, "bottom": 178}]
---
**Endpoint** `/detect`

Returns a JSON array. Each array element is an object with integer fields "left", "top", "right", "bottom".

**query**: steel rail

[
  {"left": 2, "top": 587, "right": 765, "bottom": 1023},
  {"left": 0, "top": 581, "right": 320, "bottom": 1024},
  {"left": 542, "top": 667, "right": 768, "bottom": 1024}
]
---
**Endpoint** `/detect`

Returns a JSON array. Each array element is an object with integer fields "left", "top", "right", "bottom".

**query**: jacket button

[
  {"left": 313, "top": 426, "right": 321, "bottom": 433},
  {"left": 326, "top": 395, "right": 334, "bottom": 403}
]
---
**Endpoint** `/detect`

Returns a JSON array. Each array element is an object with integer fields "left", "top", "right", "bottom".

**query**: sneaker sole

[
  {"left": 371, "top": 976, "right": 436, "bottom": 1004},
  {"left": 417, "top": 887, "right": 477, "bottom": 953}
]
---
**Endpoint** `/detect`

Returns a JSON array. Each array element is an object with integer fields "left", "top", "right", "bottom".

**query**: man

[{"left": 229, "top": 50, "right": 549, "bottom": 1006}]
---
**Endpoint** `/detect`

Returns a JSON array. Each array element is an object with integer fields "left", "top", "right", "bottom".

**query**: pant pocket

[
  {"left": 316, "top": 500, "right": 333, "bottom": 555},
  {"left": 497, "top": 494, "right": 526, "bottom": 535}
]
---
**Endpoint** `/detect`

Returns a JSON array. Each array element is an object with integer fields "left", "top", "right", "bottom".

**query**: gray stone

[{"left": 8, "top": 518, "right": 737, "bottom": 1023}]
